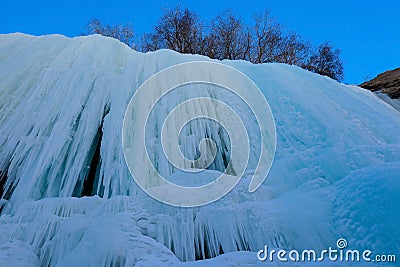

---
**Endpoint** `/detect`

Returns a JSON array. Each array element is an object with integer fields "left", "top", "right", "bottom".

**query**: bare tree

[
  {"left": 85, "top": 18, "right": 135, "bottom": 48},
  {"left": 251, "top": 11, "right": 283, "bottom": 63},
  {"left": 85, "top": 8, "right": 344, "bottom": 81},
  {"left": 277, "top": 33, "right": 311, "bottom": 65},
  {"left": 202, "top": 34, "right": 217, "bottom": 59},
  {"left": 304, "top": 42, "right": 344, "bottom": 81},
  {"left": 141, "top": 33, "right": 162, "bottom": 52},
  {"left": 142, "top": 7, "right": 204, "bottom": 54},
  {"left": 208, "top": 11, "right": 252, "bottom": 61}
]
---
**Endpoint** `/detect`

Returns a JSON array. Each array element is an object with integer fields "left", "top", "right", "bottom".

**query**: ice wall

[{"left": 0, "top": 33, "right": 399, "bottom": 266}]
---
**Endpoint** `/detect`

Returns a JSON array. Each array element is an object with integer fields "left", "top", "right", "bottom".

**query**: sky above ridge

[{"left": 1, "top": 0, "right": 399, "bottom": 84}]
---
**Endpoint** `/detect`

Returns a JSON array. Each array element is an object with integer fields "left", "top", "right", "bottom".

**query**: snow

[
  {"left": 0, "top": 33, "right": 399, "bottom": 266},
  {"left": 375, "top": 90, "right": 400, "bottom": 113}
]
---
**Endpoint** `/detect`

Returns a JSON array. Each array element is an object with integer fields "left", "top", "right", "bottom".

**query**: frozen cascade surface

[{"left": 0, "top": 33, "right": 400, "bottom": 266}]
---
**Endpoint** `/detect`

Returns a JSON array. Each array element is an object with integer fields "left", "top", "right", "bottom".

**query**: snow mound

[{"left": 0, "top": 33, "right": 399, "bottom": 266}]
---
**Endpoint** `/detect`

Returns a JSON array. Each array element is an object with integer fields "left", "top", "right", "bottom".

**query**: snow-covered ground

[{"left": 0, "top": 33, "right": 399, "bottom": 266}]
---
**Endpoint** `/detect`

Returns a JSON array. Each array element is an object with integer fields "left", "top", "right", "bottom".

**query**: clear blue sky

[{"left": 1, "top": 0, "right": 399, "bottom": 84}]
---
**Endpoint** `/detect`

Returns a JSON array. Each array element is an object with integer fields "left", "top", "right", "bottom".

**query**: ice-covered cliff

[{"left": 0, "top": 33, "right": 399, "bottom": 266}]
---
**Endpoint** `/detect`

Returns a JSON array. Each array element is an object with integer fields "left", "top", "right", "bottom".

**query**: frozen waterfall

[{"left": 0, "top": 33, "right": 399, "bottom": 266}]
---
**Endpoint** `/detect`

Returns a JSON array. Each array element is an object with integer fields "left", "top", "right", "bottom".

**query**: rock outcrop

[{"left": 360, "top": 68, "right": 400, "bottom": 99}]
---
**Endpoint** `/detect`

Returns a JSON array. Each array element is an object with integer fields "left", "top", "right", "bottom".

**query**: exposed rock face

[{"left": 360, "top": 68, "right": 400, "bottom": 99}]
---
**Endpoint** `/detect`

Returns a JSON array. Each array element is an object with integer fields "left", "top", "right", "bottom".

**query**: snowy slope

[{"left": 0, "top": 33, "right": 399, "bottom": 266}]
